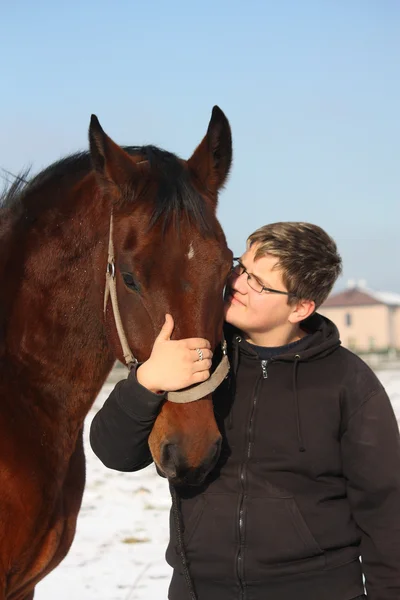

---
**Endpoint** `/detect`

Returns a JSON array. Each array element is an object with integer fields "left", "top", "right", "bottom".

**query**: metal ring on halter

[
  {"left": 196, "top": 348, "right": 203, "bottom": 362},
  {"left": 107, "top": 261, "right": 115, "bottom": 279}
]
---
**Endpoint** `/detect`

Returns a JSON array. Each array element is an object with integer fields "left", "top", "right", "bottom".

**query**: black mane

[{"left": 0, "top": 146, "right": 214, "bottom": 235}]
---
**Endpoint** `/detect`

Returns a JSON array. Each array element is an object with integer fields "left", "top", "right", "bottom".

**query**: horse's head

[{"left": 89, "top": 107, "right": 233, "bottom": 486}]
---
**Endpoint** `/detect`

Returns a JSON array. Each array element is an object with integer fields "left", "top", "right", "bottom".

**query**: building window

[{"left": 345, "top": 313, "right": 352, "bottom": 326}]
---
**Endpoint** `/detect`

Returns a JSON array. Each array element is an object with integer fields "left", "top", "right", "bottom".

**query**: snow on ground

[{"left": 35, "top": 369, "right": 400, "bottom": 600}]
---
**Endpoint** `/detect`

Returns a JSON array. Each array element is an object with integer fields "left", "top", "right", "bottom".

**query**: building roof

[{"left": 322, "top": 286, "right": 400, "bottom": 308}]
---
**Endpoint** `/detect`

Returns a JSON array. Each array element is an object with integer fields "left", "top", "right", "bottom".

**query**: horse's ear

[
  {"left": 89, "top": 115, "right": 137, "bottom": 188},
  {"left": 187, "top": 106, "right": 232, "bottom": 204}
]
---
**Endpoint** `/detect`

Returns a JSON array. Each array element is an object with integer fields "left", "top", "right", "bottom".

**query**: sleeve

[
  {"left": 341, "top": 387, "right": 400, "bottom": 600},
  {"left": 89, "top": 365, "right": 165, "bottom": 472}
]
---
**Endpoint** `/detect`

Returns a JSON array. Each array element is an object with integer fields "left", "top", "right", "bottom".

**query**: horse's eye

[{"left": 122, "top": 272, "right": 141, "bottom": 293}]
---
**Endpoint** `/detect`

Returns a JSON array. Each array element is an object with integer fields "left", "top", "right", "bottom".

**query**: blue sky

[{"left": 1, "top": 1, "right": 399, "bottom": 292}]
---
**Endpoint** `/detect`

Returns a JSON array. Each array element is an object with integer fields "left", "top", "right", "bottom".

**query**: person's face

[{"left": 224, "top": 246, "right": 298, "bottom": 340}]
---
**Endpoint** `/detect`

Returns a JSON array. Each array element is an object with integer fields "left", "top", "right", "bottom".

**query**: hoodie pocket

[
  {"left": 167, "top": 493, "right": 238, "bottom": 581},
  {"left": 245, "top": 496, "right": 325, "bottom": 577},
  {"left": 183, "top": 495, "right": 206, "bottom": 545}
]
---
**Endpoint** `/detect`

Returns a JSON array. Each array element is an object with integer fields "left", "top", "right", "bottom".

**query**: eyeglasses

[{"left": 230, "top": 258, "right": 297, "bottom": 297}]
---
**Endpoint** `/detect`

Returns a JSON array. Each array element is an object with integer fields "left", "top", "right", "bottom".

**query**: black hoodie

[{"left": 90, "top": 314, "right": 400, "bottom": 600}]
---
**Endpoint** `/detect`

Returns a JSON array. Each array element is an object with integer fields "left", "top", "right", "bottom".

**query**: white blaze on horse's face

[{"left": 187, "top": 243, "right": 195, "bottom": 260}]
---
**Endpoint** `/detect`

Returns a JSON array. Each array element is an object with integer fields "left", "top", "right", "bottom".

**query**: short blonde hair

[{"left": 247, "top": 222, "right": 342, "bottom": 308}]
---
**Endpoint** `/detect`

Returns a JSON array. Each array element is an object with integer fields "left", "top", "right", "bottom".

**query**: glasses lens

[
  {"left": 232, "top": 260, "right": 264, "bottom": 293},
  {"left": 247, "top": 275, "right": 263, "bottom": 293}
]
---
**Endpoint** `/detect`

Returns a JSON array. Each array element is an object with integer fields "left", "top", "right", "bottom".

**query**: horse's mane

[{"left": 0, "top": 146, "right": 215, "bottom": 235}]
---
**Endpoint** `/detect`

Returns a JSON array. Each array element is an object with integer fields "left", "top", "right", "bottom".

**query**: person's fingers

[
  {"left": 191, "top": 370, "right": 210, "bottom": 384},
  {"left": 190, "top": 348, "right": 213, "bottom": 362},
  {"left": 186, "top": 338, "right": 212, "bottom": 350},
  {"left": 155, "top": 314, "right": 174, "bottom": 342},
  {"left": 192, "top": 358, "right": 212, "bottom": 372}
]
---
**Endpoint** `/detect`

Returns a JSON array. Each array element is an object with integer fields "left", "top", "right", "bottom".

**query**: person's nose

[{"left": 231, "top": 271, "right": 248, "bottom": 293}]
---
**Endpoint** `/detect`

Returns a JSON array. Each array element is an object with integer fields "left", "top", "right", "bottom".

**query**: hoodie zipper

[
  {"left": 261, "top": 359, "right": 268, "bottom": 378},
  {"left": 236, "top": 371, "right": 263, "bottom": 598}
]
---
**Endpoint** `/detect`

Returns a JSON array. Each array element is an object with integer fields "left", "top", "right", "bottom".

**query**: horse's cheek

[{"left": 148, "top": 408, "right": 167, "bottom": 466}]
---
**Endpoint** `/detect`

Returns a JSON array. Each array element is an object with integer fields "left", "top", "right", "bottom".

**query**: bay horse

[{"left": 0, "top": 106, "right": 233, "bottom": 599}]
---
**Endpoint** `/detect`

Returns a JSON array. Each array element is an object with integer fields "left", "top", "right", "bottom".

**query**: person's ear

[{"left": 288, "top": 298, "right": 315, "bottom": 324}]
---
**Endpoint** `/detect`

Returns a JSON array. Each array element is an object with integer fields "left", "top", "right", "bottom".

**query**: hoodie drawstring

[{"left": 293, "top": 354, "right": 305, "bottom": 452}]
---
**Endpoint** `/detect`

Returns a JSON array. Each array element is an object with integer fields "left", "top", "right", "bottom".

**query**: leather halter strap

[
  {"left": 103, "top": 212, "right": 230, "bottom": 403},
  {"left": 104, "top": 211, "right": 137, "bottom": 367}
]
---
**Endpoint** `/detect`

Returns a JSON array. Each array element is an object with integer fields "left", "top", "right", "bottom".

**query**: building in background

[{"left": 319, "top": 283, "right": 400, "bottom": 355}]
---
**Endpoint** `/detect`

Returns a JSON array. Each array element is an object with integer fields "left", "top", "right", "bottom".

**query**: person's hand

[{"left": 136, "top": 314, "right": 212, "bottom": 393}]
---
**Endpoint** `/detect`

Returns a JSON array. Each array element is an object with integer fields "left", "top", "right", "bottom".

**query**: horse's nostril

[
  {"left": 161, "top": 442, "right": 180, "bottom": 475},
  {"left": 160, "top": 438, "right": 222, "bottom": 485},
  {"left": 162, "top": 442, "right": 171, "bottom": 462},
  {"left": 209, "top": 437, "right": 222, "bottom": 464}
]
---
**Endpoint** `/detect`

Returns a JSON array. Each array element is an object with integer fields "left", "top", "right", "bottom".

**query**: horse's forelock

[{"left": 123, "top": 146, "right": 217, "bottom": 238}]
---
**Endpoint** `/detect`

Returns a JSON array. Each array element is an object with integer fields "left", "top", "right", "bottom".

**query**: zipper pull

[{"left": 261, "top": 360, "right": 268, "bottom": 379}]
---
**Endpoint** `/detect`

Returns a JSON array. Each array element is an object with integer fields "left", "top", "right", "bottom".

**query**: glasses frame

[{"left": 231, "top": 258, "right": 297, "bottom": 297}]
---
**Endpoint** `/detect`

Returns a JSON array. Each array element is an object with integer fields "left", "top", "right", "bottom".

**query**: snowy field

[{"left": 36, "top": 369, "right": 400, "bottom": 600}]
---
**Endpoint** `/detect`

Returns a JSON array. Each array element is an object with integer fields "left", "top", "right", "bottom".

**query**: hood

[{"left": 224, "top": 312, "right": 341, "bottom": 364}]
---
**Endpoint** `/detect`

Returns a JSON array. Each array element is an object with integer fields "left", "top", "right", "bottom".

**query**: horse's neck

[{"left": 4, "top": 181, "right": 115, "bottom": 431}]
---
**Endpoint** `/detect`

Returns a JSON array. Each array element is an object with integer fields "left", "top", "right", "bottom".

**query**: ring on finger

[{"left": 196, "top": 348, "right": 204, "bottom": 362}]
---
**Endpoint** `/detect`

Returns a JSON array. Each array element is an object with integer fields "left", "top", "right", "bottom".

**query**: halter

[{"left": 103, "top": 211, "right": 230, "bottom": 403}]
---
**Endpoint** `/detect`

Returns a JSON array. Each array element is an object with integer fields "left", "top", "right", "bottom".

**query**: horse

[{"left": 0, "top": 106, "right": 233, "bottom": 600}]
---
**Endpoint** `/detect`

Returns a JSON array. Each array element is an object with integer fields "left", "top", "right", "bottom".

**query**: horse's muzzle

[{"left": 159, "top": 437, "right": 222, "bottom": 486}]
